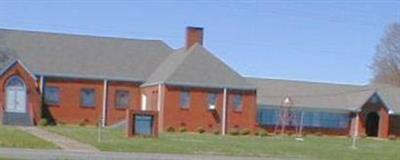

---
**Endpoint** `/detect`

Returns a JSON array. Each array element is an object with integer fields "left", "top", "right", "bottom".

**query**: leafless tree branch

[{"left": 372, "top": 23, "right": 400, "bottom": 86}]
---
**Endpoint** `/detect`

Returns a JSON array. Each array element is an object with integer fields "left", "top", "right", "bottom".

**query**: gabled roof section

[
  {"left": 0, "top": 59, "right": 37, "bottom": 81},
  {"left": 143, "top": 44, "right": 255, "bottom": 90},
  {"left": 0, "top": 28, "right": 173, "bottom": 82},
  {"left": 247, "top": 77, "right": 378, "bottom": 112},
  {"left": 369, "top": 84, "right": 400, "bottom": 114}
]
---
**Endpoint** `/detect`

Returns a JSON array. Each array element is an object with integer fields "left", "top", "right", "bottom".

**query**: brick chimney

[{"left": 186, "top": 26, "right": 203, "bottom": 49}]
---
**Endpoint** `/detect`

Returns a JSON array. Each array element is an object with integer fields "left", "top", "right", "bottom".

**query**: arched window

[{"left": 6, "top": 76, "right": 25, "bottom": 89}]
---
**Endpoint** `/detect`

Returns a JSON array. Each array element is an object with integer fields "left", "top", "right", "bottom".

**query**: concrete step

[{"left": 2, "top": 112, "right": 33, "bottom": 126}]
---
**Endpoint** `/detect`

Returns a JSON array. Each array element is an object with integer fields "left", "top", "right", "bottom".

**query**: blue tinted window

[
  {"left": 180, "top": 90, "right": 190, "bottom": 108},
  {"left": 115, "top": 90, "right": 130, "bottom": 108},
  {"left": 258, "top": 108, "right": 279, "bottom": 125},
  {"left": 81, "top": 88, "right": 95, "bottom": 107},
  {"left": 7, "top": 76, "right": 24, "bottom": 87},
  {"left": 257, "top": 108, "right": 349, "bottom": 129},
  {"left": 233, "top": 94, "right": 243, "bottom": 111},
  {"left": 45, "top": 86, "right": 60, "bottom": 105},
  {"left": 208, "top": 93, "right": 217, "bottom": 106},
  {"left": 302, "top": 111, "right": 349, "bottom": 128}
]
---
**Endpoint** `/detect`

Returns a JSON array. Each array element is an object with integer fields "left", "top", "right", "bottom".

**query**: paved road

[
  {"left": 0, "top": 148, "right": 289, "bottom": 160},
  {"left": 17, "top": 127, "right": 99, "bottom": 152}
]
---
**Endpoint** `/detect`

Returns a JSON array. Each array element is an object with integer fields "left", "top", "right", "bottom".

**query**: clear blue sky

[{"left": 0, "top": 1, "right": 399, "bottom": 85}]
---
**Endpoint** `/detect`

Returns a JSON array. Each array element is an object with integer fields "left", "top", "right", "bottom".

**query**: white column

[
  {"left": 101, "top": 80, "right": 108, "bottom": 127},
  {"left": 222, "top": 88, "right": 227, "bottom": 135},
  {"left": 39, "top": 75, "right": 44, "bottom": 93},
  {"left": 351, "top": 112, "right": 360, "bottom": 149},
  {"left": 299, "top": 111, "right": 304, "bottom": 137},
  {"left": 157, "top": 84, "right": 162, "bottom": 111}
]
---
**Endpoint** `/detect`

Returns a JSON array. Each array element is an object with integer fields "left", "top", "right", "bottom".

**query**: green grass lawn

[
  {"left": 0, "top": 125, "right": 57, "bottom": 149},
  {"left": 45, "top": 126, "right": 400, "bottom": 160}
]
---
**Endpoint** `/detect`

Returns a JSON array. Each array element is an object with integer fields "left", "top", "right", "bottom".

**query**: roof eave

[
  {"left": 142, "top": 81, "right": 256, "bottom": 91},
  {"left": 35, "top": 72, "right": 145, "bottom": 83},
  {"left": 258, "top": 104, "right": 353, "bottom": 113}
]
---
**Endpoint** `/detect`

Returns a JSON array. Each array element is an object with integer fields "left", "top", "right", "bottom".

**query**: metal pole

[{"left": 351, "top": 113, "right": 359, "bottom": 149}]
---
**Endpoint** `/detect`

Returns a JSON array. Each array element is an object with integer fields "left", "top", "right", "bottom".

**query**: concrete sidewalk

[
  {"left": 0, "top": 148, "right": 286, "bottom": 160},
  {"left": 17, "top": 127, "right": 98, "bottom": 152}
]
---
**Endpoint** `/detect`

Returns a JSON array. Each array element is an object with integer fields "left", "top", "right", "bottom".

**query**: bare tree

[{"left": 371, "top": 23, "right": 400, "bottom": 86}]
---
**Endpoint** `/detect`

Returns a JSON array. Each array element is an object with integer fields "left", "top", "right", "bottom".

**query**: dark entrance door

[
  {"left": 366, "top": 112, "right": 379, "bottom": 137},
  {"left": 134, "top": 115, "right": 153, "bottom": 136}
]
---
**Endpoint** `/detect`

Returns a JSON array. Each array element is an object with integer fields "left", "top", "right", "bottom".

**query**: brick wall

[
  {"left": 355, "top": 101, "right": 390, "bottom": 138},
  {"left": 106, "top": 81, "right": 141, "bottom": 125},
  {"left": 162, "top": 85, "right": 257, "bottom": 133},
  {"left": 141, "top": 86, "right": 159, "bottom": 111},
  {"left": 389, "top": 115, "right": 400, "bottom": 136},
  {"left": 226, "top": 90, "right": 257, "bottom": 133},
  {"left": 45, "top": 78, "right": 145, "bottom": 126},
  {"left": 44, "top": 78, "right": 104, "bottom": 125},
  {"left": 0, "top": 62, "right": 41, "bottom": 124}
]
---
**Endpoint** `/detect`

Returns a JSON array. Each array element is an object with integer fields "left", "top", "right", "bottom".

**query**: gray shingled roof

[
  {"left": 143, "top": 44, "right": 255, "bottom": 90},
  {"left": 370, "top": 84, "right": 400, "bottom": 113},
  {"left": 247, "top": 77, "right": 380, "bottom": 112},
  {"left": 0, "top": 28, "right": 173, "bottom": 82}
]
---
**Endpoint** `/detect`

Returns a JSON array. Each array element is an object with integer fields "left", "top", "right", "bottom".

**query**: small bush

[
  {"left": 315, "top": 131, "right": 323, "bottom": 137},
  {"left": 39, "top": 119, "right": 49, "bottom": 127},
  {"left": 229, "top": 128, "right": 240, "bottom": 136},
  {"left": 254, "top": 132, "right": 259, "bottom": 136},
  {"left": 79, "top": 119, "right": 89, "bottom": 127},
  {"left": 303, "top": 131, "right": 312, "bottom": 137},
  {"left": 240, "top": 128, "right": 251, "bottom": 135},
  {"left": 287, "top": 131, "right": 295, "bottom": 136},
  {"left": 258, "top": 129, "right": 269, "bottom": 137},
  {"left": 196, "top": 127, "right": 206, "bottom": 134},
  {"left": 79, "top": 122, "right": 85, "bottom": 127},
  {"left": 57, "top": 121, "right": 66, "bottom": 126},
  {"left": 388, "top": 134, "right": 397, "bottom": 140},
  {"left": 360, "top": 133, "right": 367, "bottom": 139},
  {"left": 213, "top": 129, "right": 220, "bottom": 135},
  {"left": 179, "top": 127, "right": 187, "bottom": 133},
  {"left": 166, "top": 126, "right": 175, "bottom": 132}
]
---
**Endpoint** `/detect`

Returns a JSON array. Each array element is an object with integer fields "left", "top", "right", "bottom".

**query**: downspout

[
  {"left": 101, "top": 80, "right": 108, "bottom": 127},
  {"left": 222, "top": 88, "right": 227, "bottom": 135}
]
